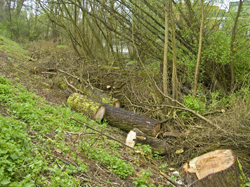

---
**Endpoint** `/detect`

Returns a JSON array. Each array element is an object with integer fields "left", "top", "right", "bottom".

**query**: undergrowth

[
  {"left": 0, "top": 35, "right": 29, "bottom": 61},
  {"left": 0, "top": 75, "right": 135, "bottom": 186}
]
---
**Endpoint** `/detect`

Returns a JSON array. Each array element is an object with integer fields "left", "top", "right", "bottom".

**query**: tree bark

[
  {"left": 15, "top": 0, "right": 25, "bottom": 16},
  {"left": 67, "top": 93, "right": 105, "bottom": 120},
  {"left": 170, "top": 0, "right": 178, "bottom": 101},
  {"left": 181, "top": 149, "right": 246, "bottom": 187},
  {"left": 163, "top": 0, "right": 169, "bottom": 101},
  {"left": 99, "top": 104, "right": 161, "bottom": 137},
  {"left": 193, "top": 0, "right": 204, "bottom": 96},
  {"left": 126, "top": 128, "right": 169, "bottom": 155},
  {"left": 230, "top": 0, "right": 243, "bottom": 91},
  {"left": 79, "top": 86, "right": 121, "bottom": 107},
  {"left": 60, "top": 73, "right": 121, "bottom": 107}
]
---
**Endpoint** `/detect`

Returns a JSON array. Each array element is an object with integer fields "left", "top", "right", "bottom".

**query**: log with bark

[
  {"left": 68, "top": 93, "right": 161, "bottom": 137},
  {"left": 96, "top": 104, "right": 161, "bottom": 137},
  {"left": 67, "top": 93, "right": 105, "bottom": 120},
  {"left": 62, "top": 74, "right": 121, "bottom": 107},
  {"left": 125, "top": 128, "right": 169, "bottom": 155},
  {"left": 181, "top": 149, "right": 246, "bottom": 187},
  {"left": 79, "top": 85, "right": 121, "bottom": 107}
]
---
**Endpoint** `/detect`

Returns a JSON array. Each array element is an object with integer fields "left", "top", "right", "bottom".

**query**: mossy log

[
  {"left": 67, "top": 93, "right": 105, "bottom": 120},
  {"left": 125, "top": 128, "right": 169, "bottom": 155},
  {"left": 97, "top": 104, "right": 161, "bottom": 137},
  {"left": 181, "top": 149, "right": 246, "bottom": 187},
  {"left": 79, "top": 86, "right": 121, "bottom": 107}
]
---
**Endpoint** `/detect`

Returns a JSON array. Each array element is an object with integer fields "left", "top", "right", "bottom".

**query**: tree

[
  {"left": 3, "top": 0, "right": 249, "bottom": 99},
  {"left": 193, "top": 0, "right": 204, "bottom": 96},
  {"left": 163, "top": 0, "right": 169, "bottom": 99},
  {"left": 230, "top": 0, "right": 243, "bottom": 91},
  {"left": 170, "top": 0, "right": 178, "bottom": 101}
]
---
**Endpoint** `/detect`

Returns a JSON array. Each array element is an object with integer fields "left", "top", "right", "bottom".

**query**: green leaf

[
  {"left": 245, "top": 182, "right": 250, "bottom": 187},
  {"left": 10, "top": 153, "right": 18, "bottom": 160},
  {"left": 0, "top": 178, "right": 10, "bottom": 185},
  {"left": 23, "top": 182, "right": 36, "bottom": 187}
]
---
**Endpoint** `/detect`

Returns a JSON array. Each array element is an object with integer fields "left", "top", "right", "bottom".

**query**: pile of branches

[{"left": 33, "top": 45, "right": 250, "bottom": 177}]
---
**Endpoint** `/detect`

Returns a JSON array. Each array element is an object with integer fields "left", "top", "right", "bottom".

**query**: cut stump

[
  {"left": 67, "top": 93, "right": 105, "bottom": 120},
  {"left": 181, "top": 149, "right": 246, "bottom": 187},
  {"left": 99, "top": 104, "right": 161, "bottom": 137},
  {"left": 126, "top": 128, "right": 169, "bottom": 155}
]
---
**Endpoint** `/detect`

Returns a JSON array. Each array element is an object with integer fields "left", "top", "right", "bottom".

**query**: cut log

[
  {"left": 181, "top": 149, "right": 246, "bottom": 187},
  {"left": 126, "top": 128, "right": 169, "bottom": 155},
  {"left": 57, "top": 68, "right": 121, "bottom": 107},
  {"left": 79, "top": 86, "right": 121, "bottom": 107},
  {"left": 98, "top": 104, "right": 161, "bottom": 137},
  {"left": 67, "top": 93, "right": 105, "bottom": 120}
]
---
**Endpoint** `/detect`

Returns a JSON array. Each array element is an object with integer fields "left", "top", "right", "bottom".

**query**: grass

[
  {"left": 0, "top": 75, "right": 135, "bottom": 186},
  {"left": 0, "top": 35, "right": 29, "bottom": 61}
]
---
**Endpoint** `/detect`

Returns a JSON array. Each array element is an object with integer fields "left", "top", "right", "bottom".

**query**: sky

[{"left": 213, "top": 0, "right": 240, "bottom": 10}]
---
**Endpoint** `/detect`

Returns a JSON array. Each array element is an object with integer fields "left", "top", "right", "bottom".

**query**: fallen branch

[
  {"left": 70, "top": 117, "right": 134, "bottom": 150},
  {"left": 58, "top": 68, "right": 79, "bottom": 80},
  {"left": 41, "top": 72, "right": 57, "bottom": 75},
  {"left": 132, "top": 41, "right": 225, "bottom": 133},
  {"left": 58, "top": 68, "right": 90, "bottom": 86},
  {"left": 64, "top": 76, "right": 83, "bottom": 94},
  {"left": 160, "top": 171, "right": 181, "bottom": 187},
  {"left": 64, "top": 76, "right": 121, "bottom": 107}
]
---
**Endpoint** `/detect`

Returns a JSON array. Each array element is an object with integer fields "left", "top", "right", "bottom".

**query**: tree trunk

[
  {"left": 126, "top": 128, "right": 169, "bottom": 155},
  {"left": 98, "top": 104, "right": 161, "bottom": 137},
  {"left": 181, "top": 149, "right": 246, "bottom": 187},
  {"left": 67, "top": 93, "right": 105, "bottom": 120},
  {"left": 230, "top": 0, "right": 243, "bottom": 91},
  {"left": 15, "top": 0, "right": 25, "bottom": 16},
  {"left": 163, "top": 0, "right": 169, "bottom": 101},
  {"left": 193, "top": 0, "right": 204, "bottom": 96},
  {"left": 170, "top": 0, "right": 178, "bottom": 101}
]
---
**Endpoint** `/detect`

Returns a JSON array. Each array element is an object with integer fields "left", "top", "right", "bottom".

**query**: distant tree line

[{"left": 0, "top": 0, "right": 250, "bottom": 100}]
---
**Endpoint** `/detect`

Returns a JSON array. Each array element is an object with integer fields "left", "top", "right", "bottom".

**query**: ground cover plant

[
  {"left": 1, "top": 0, "right": 250, "bottom": 184},
  {"left": 0, "top": 75, "right": 136, "bottom": 186},
  {"left": 0, "top": 32, "right": 250, "bottom": 186},
  {"left": 0, "top": 34, "right": 177, "bottom": 186}
]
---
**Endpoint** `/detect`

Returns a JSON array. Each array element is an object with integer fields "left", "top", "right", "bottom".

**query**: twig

[
  {"left": 160, "top": 171, "right": 181, "bottom": 187},
  {"left": 64, "top": 76, "right": 83, "bottom": 94},
  {"left": 41, "top": 72, "right": 57, "bottom": 75},
  {"left": 87, "top": 71, "right": 94, "bottom": 90},
  {"left": 132, "top": 40, "right": 225, "bottom": 133},
  {"left": 58, "top": 68, "right": 90, "bottom": 86},
  {"left": 70, "top": 117, "right": 134, "bottom": 150},
  {"left": 160, "top": 117, "right": 173, "bottom": 124},
  {"left": 139, "top": 156, "right": 181, "bottom": 187},
  {"left": 58, "top": 68, "right": 80, "bottom": 80}
]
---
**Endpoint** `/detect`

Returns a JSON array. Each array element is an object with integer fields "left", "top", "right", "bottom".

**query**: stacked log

[
  {"left": 68, "top": 94, "right": 161, "bottom": 137},
  {"left": 181, "top": 149, "right": 246, "bottom": 187},
  {"left": 67, "top": 93, "right": 167, "bottom": 154}
]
